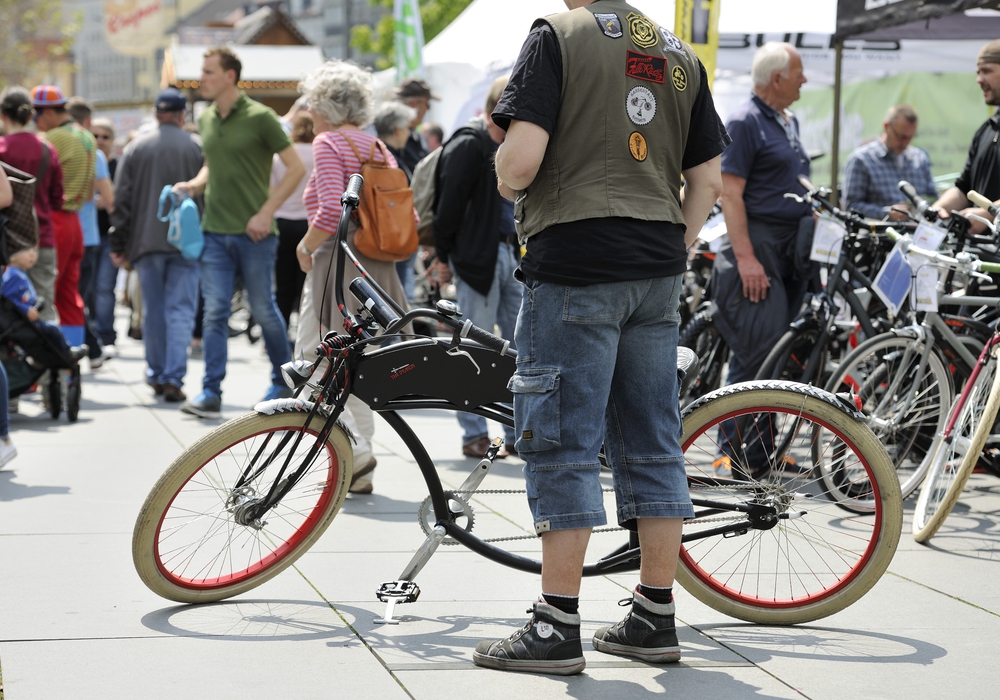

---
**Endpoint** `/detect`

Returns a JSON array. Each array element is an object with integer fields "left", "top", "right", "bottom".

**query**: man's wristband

[{"left": 298, "top": 241, "right": 312, "bottom": 256}]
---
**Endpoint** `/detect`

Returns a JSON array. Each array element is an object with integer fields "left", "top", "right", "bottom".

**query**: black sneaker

[
  {"left": 592, "top": 589, "right": 681, "bottom": 663},
  {"left": 473, "top": 599, "right": 586, "bottom": 675}
]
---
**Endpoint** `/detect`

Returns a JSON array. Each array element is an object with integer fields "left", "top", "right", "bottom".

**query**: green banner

[
  {"left": 794, "top": 72, "right": 991, "bottom": 190},
  {"left": 395, "top": 0, "right": 425, "bottom": 80}
]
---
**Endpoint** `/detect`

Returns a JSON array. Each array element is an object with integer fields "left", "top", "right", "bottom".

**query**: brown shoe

[
  {"left": 163, "top": 384, "right": 187, "bottom": 403},
  {"left": 146, "top": 378, "right": 164, "bottom": 396},
  {"left": 462, "top": 437, "right": 508, "bottom": 459},
  {"left": 505, "top": 443, "right": 517, "bottom": 457},
  {"left": 349, "top": 457, "right": 377, "bottom": 494}
]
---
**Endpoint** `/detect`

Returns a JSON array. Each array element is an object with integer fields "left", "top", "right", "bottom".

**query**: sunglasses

[{"left": 32, "top": 108, "right": 43, "bottom": 123}]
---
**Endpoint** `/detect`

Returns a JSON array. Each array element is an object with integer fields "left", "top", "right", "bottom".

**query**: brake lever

[
  {"left": 784, "top": 192, "right": 806, "bottom": 203},
  {"left": 967, "top": 213, "right": 998, "bottom": 235}
]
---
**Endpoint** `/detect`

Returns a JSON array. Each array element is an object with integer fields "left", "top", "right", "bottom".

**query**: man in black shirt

[
  {"left": 475, "top": 0, "right": 728, "bottom": 676},
  {"left": 934, "top": 39, "right": 1000, "bottom": 232}
]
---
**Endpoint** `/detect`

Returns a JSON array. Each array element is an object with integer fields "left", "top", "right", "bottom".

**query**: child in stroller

[{"left": 1, "top": 246, "right": 87, "bottom": 422}]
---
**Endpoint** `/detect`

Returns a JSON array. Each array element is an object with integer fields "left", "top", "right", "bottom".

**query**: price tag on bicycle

[
  {"left": 913, "top": 221, "right": 946, "bottom": 252},
  {"left": 912, "top": 265, "right": 940, "bottom": 312},
  {"left": 872, "top": 239, "right": 912, "bottom": 317},
  {"left": 810, "top": 215, "right": 846, "bottom": 264}
]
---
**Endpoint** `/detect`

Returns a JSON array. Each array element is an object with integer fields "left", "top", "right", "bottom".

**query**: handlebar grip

[
  {"left": 967, "top": 190, "right": 1000, "bottom": 218},
  {"left": 898, "top": 180, "right": 930, "bottom": 214},
  {"left": 341, "top": 174, "right": 364, "bottom": 207},
  {"left": 460, "top": 319, "right": 513, "bottom": 357},
  {"left": 349, "top": 277, "right": 400, "bottom": 329}
]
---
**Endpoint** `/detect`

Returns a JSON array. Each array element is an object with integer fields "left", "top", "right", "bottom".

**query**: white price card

[
  {"left": 810, "top": 216, "right": 846, "bottom": 264},
  {"left": 872, "top": 240, "right": 913, "bottom": 317},
  {"left": 913, "top": 264, "right": 940, "bottom": 312},
  {"left": 913, "top": 221, "right": 946, "bottom": 253}
]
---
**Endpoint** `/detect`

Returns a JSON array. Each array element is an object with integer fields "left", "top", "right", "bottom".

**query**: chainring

[{"left": 417, "top": 491, "right": 475, "bottom": 545}]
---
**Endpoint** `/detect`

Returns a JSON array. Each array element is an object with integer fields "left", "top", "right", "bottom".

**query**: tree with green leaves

[
  {"left": 0, "top": 0, "right": 79, "bottom": 87},
  {"left": 352, "top": 0, "right": 475, "bottom": 70}
]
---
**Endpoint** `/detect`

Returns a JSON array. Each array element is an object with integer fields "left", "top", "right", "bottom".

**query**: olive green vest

[{"left": 516, "top": 1, "right": 700, "bottom": 243}]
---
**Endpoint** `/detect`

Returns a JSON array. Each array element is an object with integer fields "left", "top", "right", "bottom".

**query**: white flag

[{"left": 395, "top": 0, "right": 425, "bottom": 80}]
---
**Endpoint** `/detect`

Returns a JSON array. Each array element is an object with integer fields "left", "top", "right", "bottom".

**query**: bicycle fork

[{"left": 374, "top": 438, "right": 505, "bottom": 624}]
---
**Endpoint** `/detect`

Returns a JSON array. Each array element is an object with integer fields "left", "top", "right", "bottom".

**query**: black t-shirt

[
  {"left": 492, "top": 22, "right": 730, "bottom": 286},
  {"left": 954, "top": 114, "right": 1000, "bottom": 202}
]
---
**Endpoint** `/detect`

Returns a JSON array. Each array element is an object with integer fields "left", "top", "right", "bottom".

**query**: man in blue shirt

[
  {"left": 843, "top": 105, "right": 937, "bottom": 221},
  {"left": 713, "top": 41, "right": 812, "bottom": 384}
]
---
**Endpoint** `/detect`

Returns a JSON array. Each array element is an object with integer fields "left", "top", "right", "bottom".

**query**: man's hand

[
  {"left": 246, "top": 211, "right": 273, "bottom": 242},
  {"left": 172, "top": 181, "right": 194, "bottom": 198},
  {"left": 497, "top": 179, "right": 517, "bottom": 202},
  {"left": 26, "top": 307, "right": 39, "bottom": 322},
  {"left": 960, "top": 206, "right": 992, "bottom": 234},
  {"left": 295, "top": 245, "right": 313, "bottom": 273},
  {"left": 888, "top": 202, "right": 911, "bottom": 221},
  {"left": 110, "top": 252, "right": 126, "bottom": 268},
  {"left": 736, "top": 254, "right": 770, "bottom": 303},
  {"left": 433, "top": 259, "right": 451, "bottom": 285}
]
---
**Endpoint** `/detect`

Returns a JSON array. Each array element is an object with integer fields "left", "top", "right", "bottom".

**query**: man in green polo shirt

[{"left": 175, "top": 47, "right": 306, "bottom": 418}]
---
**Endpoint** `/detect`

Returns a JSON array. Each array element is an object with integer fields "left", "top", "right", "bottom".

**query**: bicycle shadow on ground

[
  {"left": 139, "top": 599, "right": 355, "bottom": 643},
  {"left": 691, "top": 623, "right": 946, "bottom": 666},
  {"left": 0, "top": 470, "right": 71, "bottom": 501}
]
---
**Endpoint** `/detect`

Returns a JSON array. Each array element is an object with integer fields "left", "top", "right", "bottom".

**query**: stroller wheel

[
  {"left": 67, "top": 368, "right": 81, "bottom": 423},
  {"left": 47, "top": 370, "right": 62, "bottom": 420}
]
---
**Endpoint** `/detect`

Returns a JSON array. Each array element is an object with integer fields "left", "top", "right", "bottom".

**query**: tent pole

[{"left": 831, "top": 40, "right": 843, "bottom": 201}]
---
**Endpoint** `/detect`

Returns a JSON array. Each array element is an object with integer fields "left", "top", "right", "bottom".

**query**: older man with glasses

[{"left": 843, "top": 104, "right": 936, "bottom": 222}]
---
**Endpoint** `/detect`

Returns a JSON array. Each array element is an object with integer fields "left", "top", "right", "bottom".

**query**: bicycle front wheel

[
  {"left": 912, "top": 354, "right": 1000, "bottom": 543},
  {"left": 133, "top": 412, "right": 353, "bottom": 603},
  {"left": 677, "top": 382, "right": 902, "bottom": 625},
  {"left": 823, "top": 333, "right": 951, "bottom": 504}
]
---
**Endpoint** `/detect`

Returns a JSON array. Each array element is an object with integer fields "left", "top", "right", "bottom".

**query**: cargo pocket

[{"left": 508, "top": 369, "right": 561, "bottom": 453}]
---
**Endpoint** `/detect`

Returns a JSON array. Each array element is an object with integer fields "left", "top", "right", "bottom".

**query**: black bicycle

[{"left": 132, "top": 175, "right": 902, "bottom": 625}]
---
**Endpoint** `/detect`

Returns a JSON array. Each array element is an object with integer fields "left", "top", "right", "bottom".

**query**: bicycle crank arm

[
  {"left": 374, "top": 525, "right": 447, "bottom": 624},
  {"left": 454, "top": 437, "right": 503, "bottom": 495}
]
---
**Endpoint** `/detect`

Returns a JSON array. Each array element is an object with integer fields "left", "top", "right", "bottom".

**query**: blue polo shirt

[{"left": 722, "top": 94, "right": 811, "bottom": 223}]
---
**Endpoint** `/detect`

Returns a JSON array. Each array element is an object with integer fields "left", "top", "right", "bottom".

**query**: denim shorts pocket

[
  {"left": 562, "top": 285, "right": 626, "bottom": 323},
  {"left": 508, "top": 368, "right": 561, "bottom": 453},
  {"left": 660, "top": 274, "right": 683, "bottom": 322}
]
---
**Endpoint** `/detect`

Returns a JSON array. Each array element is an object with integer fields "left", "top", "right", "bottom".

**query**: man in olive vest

[{"left": 479, "top": 0, "right": 728, "bottom": 675}]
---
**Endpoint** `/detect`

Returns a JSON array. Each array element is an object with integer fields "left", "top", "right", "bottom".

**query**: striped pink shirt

[{"left": 303, "top": 129, "right": 396, "bottom": 233}]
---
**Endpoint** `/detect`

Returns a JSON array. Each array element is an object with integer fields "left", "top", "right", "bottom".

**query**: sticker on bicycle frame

[
  {"left": 913, "top": 221, "right": 946, "bottom": 252},
  {"left": 627, "top": 12, "right": 659, "bottom": 49},
  {"left": 626, "top": 50, "right": 666, "bottom": 84},
  {"left": 872, "top": 240, "right": 912, "bottom": 317},
  {"left": 913, "top": 264, "right": 940, "bottom": 312},
  {"left": 627, "top": 86, "right": 656, "bottom": 126},
  {"left": 671, "top": 65, "right": 688, "bottom": 91},
  {"left": 628, "top": 131, "right": 648, "bottom": 161},
  {"left": 660, "top": 27, "right": 685, "bottom": 55},
  {"left": 595, "top": 13, "right": 623, "bottom": 38},
  {"left": 810, "top": 216, "right": 846, "bottom": 264}
]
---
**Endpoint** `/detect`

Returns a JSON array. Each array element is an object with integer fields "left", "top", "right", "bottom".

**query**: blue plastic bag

[{"left": 158, "top": 185, "right": 204, "bottom": 260}]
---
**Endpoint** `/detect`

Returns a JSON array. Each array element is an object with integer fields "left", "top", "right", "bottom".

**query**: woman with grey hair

[
  {"left": 373, "top": 101, "right": 418, "bottom": 180},
  {"left": 293, "top": 60, "right": 412, "bottom": 495}
]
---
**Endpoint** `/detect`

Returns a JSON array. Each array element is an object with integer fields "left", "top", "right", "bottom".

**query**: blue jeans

[
  {"left": 200, "top": 233, "right": 290, "bottom": 397},
  {"left": 134, "top": 253, "right": 200, "bottom": 388},
  {"left": 454, "top": 243, "right": 521, "bottom": 445},
  {"left": 395, "top": 253, "right": 416, "bottom": 303},
  {"left": 94, "top": 236, "right": 118, "bottom": 345},
  {"left": 511, "top": 274, "right": 693, "bottom": 533},
  {"left": 0, "top": 361, "right": 8, "bottom": 438}
]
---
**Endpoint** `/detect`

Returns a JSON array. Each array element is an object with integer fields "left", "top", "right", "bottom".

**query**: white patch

[
  {"left": 536, "top": 622, "right": 554, "bottom": 639},
  {"left": 660, "top": 27, "right": 685, "bottom": 55},
  {"left": 626, "top": 85, "right": 656, "bottom": 126}
]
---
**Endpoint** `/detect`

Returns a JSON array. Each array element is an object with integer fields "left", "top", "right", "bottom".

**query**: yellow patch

[
  {"left": 627, "top": 12, "right": 659, "bottom": 49},
  {"left": 672, "top": 65, "right": 688, "bottom": 91},
  {"left": 628, "top": 132, "right": 648, "bottom": 162}
]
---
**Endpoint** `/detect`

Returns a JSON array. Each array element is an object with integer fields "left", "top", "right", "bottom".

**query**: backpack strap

[{"left": 339, "top": 132, "right": 367, "bottom": 164}]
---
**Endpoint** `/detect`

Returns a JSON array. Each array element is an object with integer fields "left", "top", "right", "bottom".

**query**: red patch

[{"left": 626, "top": 50, "right": 666, "bottom": 84}]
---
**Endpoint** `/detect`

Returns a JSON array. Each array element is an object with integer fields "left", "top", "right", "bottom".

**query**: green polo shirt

[
  {"left": 45, "top": 122, "right": 96, "bottom": 212},
  {"left": 198, "top": 93, "right": 292, "bottom": 234}
]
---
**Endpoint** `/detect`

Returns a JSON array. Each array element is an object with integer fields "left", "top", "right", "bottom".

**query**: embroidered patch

[
  {"left": 660, "top": 27, "right": 685, "bottom": 55},
  {"left": 594, "top": 12, "right": 623, "bottom": 38},
  {"left": 627, "top": 12, "right": 659, "bottom": 49},
  {"left": 628, "top": 132, "right": 648, "bottom": 162},
  {"left": 536, "top": 622, "right": 554, "bottom": 639},
  {"left": 671, "top": 65, "right": 688, "bottom": 91},
  {"left": 626, "top": 85, "right": 656, "bottom": 126},
  {"left": 626, "top": 50, "right": 666, "bottom": 84}
]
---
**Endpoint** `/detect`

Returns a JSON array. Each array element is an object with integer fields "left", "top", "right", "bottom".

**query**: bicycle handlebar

[
  {"left": 898, "top": 181, "right": 934, "bottom": 221},
  {"left": 968, "top": 190, "right": 1000, "bottom": 219},
  {"left": 901, "top": 239, "right": 1000, "bottom": 278}
]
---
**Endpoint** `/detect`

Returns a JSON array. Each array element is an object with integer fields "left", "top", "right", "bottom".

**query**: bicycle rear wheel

[
  {"left": 912, "top": 354, "right": 1000, "bottom": 543},
  {"left": 133, "top": 412, "right": 353, "bottom": 603},
  {"left": 678, "top": 310, "right": 729, "bottom": 407},
  {"left": 823, "top": 334, "right": 951, "bottom": 505},
  {"left": 677, "top": 382, "right": 902, "bottom": 625}
]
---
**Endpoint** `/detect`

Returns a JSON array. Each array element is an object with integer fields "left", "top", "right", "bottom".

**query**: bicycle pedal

[{"left": 376, "top": 580, "right": 420, "bottom": 604}]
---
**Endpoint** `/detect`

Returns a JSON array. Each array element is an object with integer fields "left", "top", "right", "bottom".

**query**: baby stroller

[{"left": 0, "top": 295, "right": 84, "bottom": 422}]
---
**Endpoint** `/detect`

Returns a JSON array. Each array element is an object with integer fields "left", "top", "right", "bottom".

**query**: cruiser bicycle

[{"left": 132, "top": 175, "right": 902, "bottom": 626}]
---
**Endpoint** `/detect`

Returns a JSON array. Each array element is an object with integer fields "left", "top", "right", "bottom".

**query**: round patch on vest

[
  {"left": 536, "top": 622, "right": 554, "bottom": 639},
  {"left": 626, "top": 85, "right": 656, "bottom": 126},
  {"left": 672, "top": 65, "right": 688, "bottom": 91},
  {"left": 627, "top": 12, "right": 659, "bottom": 49},
  {"left": 628, "top": 132, "right": 648, "bottom": 162}
]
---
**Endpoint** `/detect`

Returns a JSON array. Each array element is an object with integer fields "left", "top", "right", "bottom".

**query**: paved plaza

[{"left": 1, "top": 316, "right": 999, "bottom": 699}]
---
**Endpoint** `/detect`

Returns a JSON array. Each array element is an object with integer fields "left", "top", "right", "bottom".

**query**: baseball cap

[
  {"left": 155, "top": 87, "right": 187, "bottom": 113},
  {"left": 30, "top": 85, "right": 67, "bottom": 108},
  {"left": 396, "top": 78, "right": 440, "bottom": 101}
]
